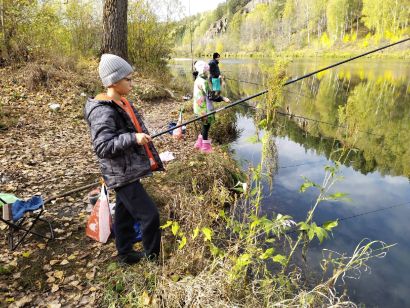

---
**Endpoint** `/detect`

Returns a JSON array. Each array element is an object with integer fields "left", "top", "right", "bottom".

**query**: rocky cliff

[{"left": 204, "top": 0, "right": 273, "bottom": 39}]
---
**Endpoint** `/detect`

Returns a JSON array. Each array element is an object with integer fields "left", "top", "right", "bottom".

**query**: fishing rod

[
  {"left": 283, "top": 38, "right": 409, "bottom": 85},
  {"left": 228, "top": 39, "right": 409, "bottom": 87},
  {"left": 152, "top": 90, "right": 268, "bottom": 138},
  {"left": 43, "top": 181, "right": 100, "bottom": 204},
  {"left": 153, "top": 38, "right": 409, "bottom": 139}
]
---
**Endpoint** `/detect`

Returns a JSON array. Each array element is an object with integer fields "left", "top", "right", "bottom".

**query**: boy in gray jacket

[{"left": 84, "top": 54, "right": 164, "bottom": 265}]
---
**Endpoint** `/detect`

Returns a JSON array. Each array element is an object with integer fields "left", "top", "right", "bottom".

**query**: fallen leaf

[
  {"left": 46, "top": 271, "right": 54, "bottom": 277},
  {"left": 79, "top": 296, "right": 89, "bottom": 305},
  {"left": 141, "top": 291, "right": 152, "bottom": 306},
  {"left": 51, "top": 284, "right": 59, "bottom": 293},
  {"left": 67, "top": 254, "right": 76, "bottom": 261},
  {"left": 37, "top": 243, "right": 46, "bottom": 249},
  {"left": 49, "top": 260, "right": 59, "bottom": 266},
  {"left": 85, "top": 271, "right": 95, "bottom": 281},
  {"left": 22, "top": 251, "right": 31, "bottom": 258},
  {"left": 69, "top": 280, "right": 80, "bottom": 287},
  {"left": 13, "top": 272, "right": 21, "bottom": 279},
  {"left": 60, "top": 259, "right": 69, "bottom": 265},
  {"left": 10, "top": 294, "right": 33, "bottom": 307},
  {"left": 9, "top": 260, "right": 17, "bottom": 267},
  {"left": 54, "top": 270, "right": 64, "bottom": 280}
]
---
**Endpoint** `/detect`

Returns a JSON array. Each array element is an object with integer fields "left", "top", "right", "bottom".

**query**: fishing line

[
  {"left": 278, "top": 160, "right": 327, "bottom": 169},
  {"left": 237, "top": 102, "right": 384, "bottom": 138},
  {"left": 283, "top": 201, "right": 410, "bottom": 236},
  {"left": 275, "top": 110, "right": 383, "bottom": 137},
  {"left": 155, "top": 39, "right": 409, "bottom": 139},
  {"left": 225, "top": 76, "right": 313, "bottom": 100}
]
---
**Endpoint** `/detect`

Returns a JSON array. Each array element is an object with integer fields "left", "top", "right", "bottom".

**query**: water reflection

[
  {"left": 227, "top": 59, "right": 409, "bottom": 179},
  {"left": 231, "top": 113, "right": 410, "bottom": 307}
]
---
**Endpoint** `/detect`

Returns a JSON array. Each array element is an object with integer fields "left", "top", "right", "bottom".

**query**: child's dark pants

[
  {"left": 114, "top": 180, "right": 161, "bottom": 258},
  {"left": 202, "top": 123, "right": 211, "bottom": 140}
]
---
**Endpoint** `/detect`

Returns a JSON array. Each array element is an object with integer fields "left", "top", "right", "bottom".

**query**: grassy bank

[{"left": 176, "top": 48, "right": 410, "bottom": 61}]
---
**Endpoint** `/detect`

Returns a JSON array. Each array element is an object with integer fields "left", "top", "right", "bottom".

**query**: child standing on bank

[
  {"left": 208, "top": 52, "right": 223, "bottom": 97},
  {"left": 193, "top": 60, "right": 229, "bottom": 153},
  {"left": 84, "top": 54, "right": 164, "bottom": 265}
]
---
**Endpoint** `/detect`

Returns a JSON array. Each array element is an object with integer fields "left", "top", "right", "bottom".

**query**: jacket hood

[{"left": 84, "top": 97, "right": 113, "bottom": 121}]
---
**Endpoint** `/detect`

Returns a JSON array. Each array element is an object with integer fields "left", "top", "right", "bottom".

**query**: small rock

[{"left": 49, "top": 103, "right": 61, "bottom": 112}]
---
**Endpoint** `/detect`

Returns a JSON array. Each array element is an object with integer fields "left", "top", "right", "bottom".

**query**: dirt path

[{"left": 0, "top": 64, "right": 194, "bottom": 307}]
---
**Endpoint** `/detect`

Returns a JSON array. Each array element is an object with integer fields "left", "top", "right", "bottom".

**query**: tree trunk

[
  {"left": 0, "top": 0, "right": 9, "bottom": 59},
  {"left": 101, "top": 0, "right": 128, "bottom": 60}
]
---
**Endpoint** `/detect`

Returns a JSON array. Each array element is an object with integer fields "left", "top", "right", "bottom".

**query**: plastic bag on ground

[{"left": 86, "top": 184, "right": 112, "bottom": 243}]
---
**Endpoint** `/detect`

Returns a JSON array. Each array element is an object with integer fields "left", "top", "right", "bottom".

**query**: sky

[{"left": 180, "top": 0, "right": 226, "bottom": 16}]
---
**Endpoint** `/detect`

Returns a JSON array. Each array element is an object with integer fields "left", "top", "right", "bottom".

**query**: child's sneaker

[
  {"left": 201, "top": 140, "right": 213, "bottom": 153},
  {"left": 194, "top": 134, "right": 203, "bottom": 149},
  {"left": 118, "top": 251, "right": 145, "bottom": 265}
]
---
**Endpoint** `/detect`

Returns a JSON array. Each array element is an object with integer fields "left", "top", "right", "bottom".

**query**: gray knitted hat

[{"left": 98, "top": 54, "right": 134, "bottom": 87}]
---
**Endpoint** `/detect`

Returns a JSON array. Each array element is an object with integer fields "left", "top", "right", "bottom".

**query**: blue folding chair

[{"left": 0, "top": 194, "right": 54, "bottom": 250}]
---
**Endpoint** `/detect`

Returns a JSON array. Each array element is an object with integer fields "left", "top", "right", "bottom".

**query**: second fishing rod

[{"left": 152, "top": 38, "right": 409, "bottom": 139}]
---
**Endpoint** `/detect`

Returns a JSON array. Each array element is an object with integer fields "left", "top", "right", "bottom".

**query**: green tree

[
  {"left": 362, "top": 0, "right": 409, "bottom": 37},
  {"left": 128, "top": 0, "right": 173, "bottom": 77},
  {"left": 65, "top": 0, "right": 101, "bottom": 56},
  {"left": 326, "top": 0, "right": 345, "bottom": 42},
  {"left": 0, "top": 0, "right": 36, "bottom": 60}
]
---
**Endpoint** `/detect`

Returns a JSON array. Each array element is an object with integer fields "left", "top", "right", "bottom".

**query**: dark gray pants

[
  {"left": 114, "top": 181, "right": 160, "bottom": 258},
  {"left": 202, "top": 123, "right": 211, "bottom": 140}
]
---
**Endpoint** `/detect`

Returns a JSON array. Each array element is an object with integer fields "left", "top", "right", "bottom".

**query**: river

[{"left": 170, "top": 57, "right": 410, "bottom": 307}]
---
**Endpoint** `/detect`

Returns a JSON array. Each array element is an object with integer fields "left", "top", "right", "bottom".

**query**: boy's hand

[
  {"left": 223, "top": 97, "right": 231, "bottom": 103},
  {"left": 135, "top": 133, "right": 152, "bottom": 145}
]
